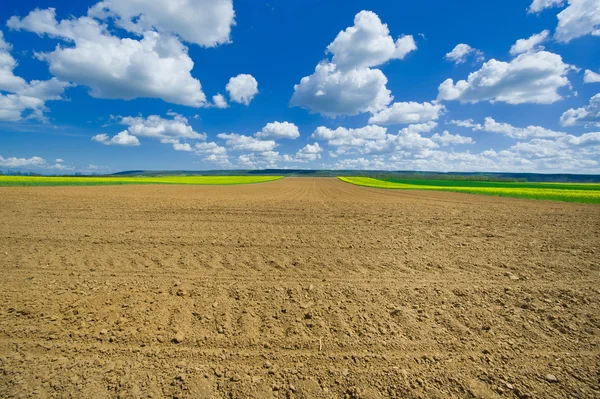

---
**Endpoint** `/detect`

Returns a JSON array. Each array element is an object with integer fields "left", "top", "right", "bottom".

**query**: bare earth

[{"left": 0, "top": 178, "right": 599, "bottom": 398}]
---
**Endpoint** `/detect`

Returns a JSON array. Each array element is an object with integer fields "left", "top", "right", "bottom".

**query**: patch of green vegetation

[
  {"left": 379, "top": 178, "right": 600, "bottom": 191},
  {"left": 0, "top": 175, "right": 284, "bottom": 187},
  {"left": 339, "top": 177, "right": 600, "bottom": 204}
]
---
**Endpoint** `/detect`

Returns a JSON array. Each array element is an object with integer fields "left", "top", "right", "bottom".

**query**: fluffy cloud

[
  {"left": 326, "top": 10, "right": 416, "bottom": 70},
  {"left": 291, "top": 10, "right": 414, "bottom": 117},
  {"left": 329, "top": 128, "right": 599, "bottom": 173},
  {"left": 438, "top": 51, "right": 574, "bottom": 104},
  {"left": 527, "top": 0, "right": 600, "bottom": 42},
  {"left": 255, "top": 121, "right": 300, "bottom": 140},
  {"left": 92, "top": 113, "right": 205, "bottom": 149},
  {"left": 445, "top": 44, "right": 484, "bottom": 64},
  {"left": 560, "top": 93, "right": 600, "bottom": 126},
  {"left": 509, "top": 30, "right": 550, "bottom": 55},
  {"left": 368, "top": 101, "right": 444, "bottom": 125},
  {"left": 0, "top": 154, "right": 45, "bottom": 167},
  {"left": 584, "top": 70, "right": 600, "bottom": 83},
  {"left": 528, "top": 0, "right": 565, "bottom": 13},
  {"left": 92, "top": 131, "right": 141, "bottom": 146},
  {"left": 554, "top": 0, "right": 600, "bottom": 42},
  {"left": 173, "top": 142, "right": 193, "bottom": 151},
  {"left": 226, "top": 74, "right": 258, "bottom": 105},
  {"left": 0, "top": 154, "right": 72, "bottom": 170},
  {"left": 0, "top": 30, "right": 69, "bottom": 121},
  {"left": 431, "top": 131, "right": 474, "bottom": 146},
  {"left": 451, "top": 117, "right": 566, "bottom": 139},
  {"left": 8, "top": 9, "right": 208, "bottom": 107},
  {"left": 312, "top": 125, "right": 388, "bottom": 147},
  {"left": 194, "top": 142, "right": 229, "bottom": 165},
  {"left": 294, "top": 142, "right": 323, "bottom": 162},
  {"left": 290, "top": 62, "right": 392, "bottom": 117},
  {"left": 212, "top": 93, "right": 229, "bottom": 108},
  {"left": 87, "top": 0, "right": 235, "bottom": 47},
  {"left": 120, "top": 113, "right": 206, "bottom": 142},
  {"left": 311, "top": 122, "right": 439, "bottom": 156},
  {"left": 217, "top": 133, "right": 277, "bottom": 152}
]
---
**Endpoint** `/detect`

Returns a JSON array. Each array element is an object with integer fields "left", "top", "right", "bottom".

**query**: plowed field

[{"left": 0, "top": 178, "right": 598, "bottom": 398}]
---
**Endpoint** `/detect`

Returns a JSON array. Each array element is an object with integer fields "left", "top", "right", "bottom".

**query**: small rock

[
  {"left": 505, "top": 382, "right": 514, "bottom": 390},
  {"left": 545, "top": 374, "right": 558, "bottom": 383},
  {"left": 99, "top": 329, "right": 108, "bottom": 335},
  {"left": 172, "top": 331, "right": 185, "bottom": 344},
  {"left": 504, "top": 272, "right": 519, "bottom": 280},
  {"left": 272, "top": 383, "right": 280, "bottom": 391}
]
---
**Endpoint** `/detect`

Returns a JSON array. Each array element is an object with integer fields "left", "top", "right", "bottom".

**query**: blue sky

[{"left": 0, "top": 0, "right": 599, "bottom": 174}]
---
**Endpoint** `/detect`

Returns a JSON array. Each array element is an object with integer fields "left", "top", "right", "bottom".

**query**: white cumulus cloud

[
  {"left": 8, "top": 9, "right": 208, "bottom": 107},
  {"left": 527, "top": 0, "right": 600, "bottom": 42},
  {"left": 368, "top": 101, "right": 445, "bottom": 125},
  {"left": 445, "top": 43, "right": 484, "bottom": 64},
  {"left": 194, "top": 142, "right": 229, "bottom": 165},
  {"left": 121, "top": 113, "right": 206, "bottom": 142},
  {"left": 294, "top": 142, "right": 323, "bottom": 162},
  {"left": 226, "top": 74, "right": 258, "bottom": 105},
  {"left": 290, "top": 62, "right": 392, "bottom": 117},
  {"left": 217, "top": 133, "right": 277, "bottom": 152},
  {"left": 212, "top": 93, "right": 229, "bottom": 108},
  {"left": 291, "top": 10, "right": 414, "bottom": 117},
  {"left": 0, "top": 30, "right": 69, "bottom": 121},
  {"left": 584, "top": 70, "right": 600, "bottom": 83},
  {"left": 451, "top": 117, "right": 566, "bottom": 139},
  {"left": 431, "top": 131, "right": 474, "bottom": 146},
  {"left": 87, "top": 0, "right": 235, "bottom": 48},
  {"left": 326, "top": 10, "right": 416, "bottom": 70},
  {"left": 438, "top": 51, "right": 574, "bottom": 104},
  {"left": 255, "top": 121, "right": 300, "bottom": 140},
  {"left": 509, "top": 30, "right": 550, "bottom": 55},
  {"left": 92, "top": 131, "right": 141, "bottom": 146},
  {"left": 560, "top": 93, "right": 600, "bottom": 126},
  {"left": 528, "top": 0, "right": 565, "bottom": 13}
]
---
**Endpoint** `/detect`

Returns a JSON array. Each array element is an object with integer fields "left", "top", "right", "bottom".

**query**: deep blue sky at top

[{"left": 0, "top": 0, "right": 598, "bottom": 172}]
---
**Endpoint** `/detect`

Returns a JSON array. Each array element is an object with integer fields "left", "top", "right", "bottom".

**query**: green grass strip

[
  {"left": 339, "top": 177, "right": 600, "bottom": 204},
  {"left": 0, "top": 175, "right": 284, "bottom": 187}
]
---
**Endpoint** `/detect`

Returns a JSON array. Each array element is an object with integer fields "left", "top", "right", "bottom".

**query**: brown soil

[{"left": 0, "top": 178, "right": 599, "bottom": 398}]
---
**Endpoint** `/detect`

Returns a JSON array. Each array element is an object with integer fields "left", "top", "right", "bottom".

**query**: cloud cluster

[
  {"left": 6, "top": 2, "right": 239, "bottom": 109},
  {"left": 509, "top": 30, "right": 550, "bottom": 55},
  {"left": 0, "top": 153, "right": 71, "bottom": 170},
  {"left": 560, "top": 93, "right": 600, "bottom": 126},
  {"left": 438, "top": 51, "right": 574, "bottom": 104},
  {"left": 528, "top": 0, "right": 600, "bottom": 42},
  {"left": 445, "top": 43, "right": 484, "bottom": 64},
  {"left": 291, "top": 11, "right": 415, "bottom": 117},
  {"left": 87, "top": 0, "right": 235, "bottom": 48},
  {"left": 92, "top": 113, "right": 206, "bottom": 150},
  {"left": 368, "top": 101, "right": 445, "bottom": 125},
  {"left": 92, "top": 131, "right": 140, "bottom": 146},
  {"left": 0, "top": 31, "right": 69, "bottom": 121},
  {"left": 450, "top": 117, "right": 566, "bottom": 139},
  {"left": 329, "top": 128, "right": 599, "bottom": 174}
]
